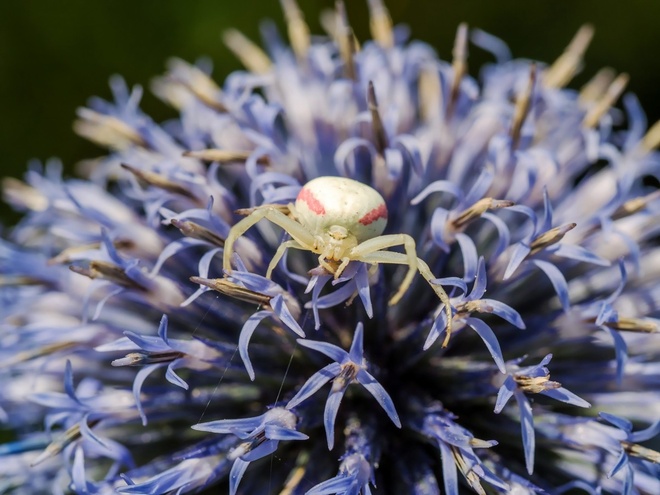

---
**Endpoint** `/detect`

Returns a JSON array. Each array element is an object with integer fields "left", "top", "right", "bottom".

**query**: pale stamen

[
  {"left": 222, "top": 29, "right": 272, "bottom": 74},
  {"left": 280, "top": 0, "right": 310, "bottom": 60},
  {"left": 510, "top": 64, "right": 537, "bottom": 148},
  {"left": 544, "top": 24, "right": 594, "bottom": 88}
]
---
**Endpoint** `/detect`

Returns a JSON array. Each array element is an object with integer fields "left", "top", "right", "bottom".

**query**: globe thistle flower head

[{"left": 2, "top": 0, "right": 660, "bottom": 494}]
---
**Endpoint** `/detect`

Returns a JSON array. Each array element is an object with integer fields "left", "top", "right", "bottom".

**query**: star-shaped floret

[
  {"left": 192, "top": 407, "right": 308, "bottom": 495},
  {"left": 597, "top": 412, "right": 660, "bottom": 494},
  {"left": 415, "top": 403, "right": 507, "bottom": 495},
  {"left": 426, "top": 257, "right": 525, "bottom": 368},
  {"left": 306, "top": 452, "right": 374, "bottom": 495},
  {"left": 95, "top": 314, "right": 230, "bottom": 425},
  {"left": 188, "top": 252, "right": 304, "bottom": 380},
  {"left": 494, "top": 354, "right": 590, "bottom": 474},
  {"left": 286, "top": 323, "right": 401, "bottom": 449}
]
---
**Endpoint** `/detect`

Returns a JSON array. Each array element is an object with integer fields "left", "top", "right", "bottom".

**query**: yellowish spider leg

[
  {"left": 318, "top": 255, "right": 341, "bottom": 275},
  {"left": 266, "top": 239, "right": 307, "bottom": 279},
  {"left": 334, "top": 256, "right": 351, "bottom": 278},
  {"left": 358, "top": 250, "right": 453, "bottom": 347},
  {"left": 348, "top": 234, "right": 418, "bottom": 305},
  {"left": 223, "top": 207, "right": 317, "bottom": 273}
]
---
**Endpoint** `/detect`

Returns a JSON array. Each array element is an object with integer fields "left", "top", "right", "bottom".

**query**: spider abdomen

[{"left": 295, "top": 177, "right": 388, "bottom": 243}]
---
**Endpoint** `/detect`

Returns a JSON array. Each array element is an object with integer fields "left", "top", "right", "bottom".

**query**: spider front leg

[
  {"left": 223, "top": 207, "right": 317, "bottom": 274},
  {"left": 318, "top": 255, "right": 341, "bottom": 276},
  {"left": 267, "top": 239, "right": 306, "bottom": 278},
  {"left": 354, "top": 247, "right": 454, "bottom": 348}
]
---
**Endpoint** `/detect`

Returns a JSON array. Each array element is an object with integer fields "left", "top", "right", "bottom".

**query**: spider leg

[
  {"left": 235, "top": 203, "right": 291, "bottom": 216},
  {"left": 224, "top": 207, "right": 317, "bottom": 273},
  {"left": 356, "top": 249, "right": 453, "bottom": 347},
  {"left": 266, "top": 239, "right": 305, "bottom": 279},
  {"left": 318, "top": 255, "right": 340, "bottom": 275},
  {"left": 349, "top": 234, "right": 418, "bottom": 305},
  {"left": 334, "top": 257, "right": 351, "bottom": 278}
]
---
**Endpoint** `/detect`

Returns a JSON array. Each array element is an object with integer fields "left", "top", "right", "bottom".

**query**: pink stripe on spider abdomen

[
  {"left": 359, "top": 203, "right": 387, "bottom": 225},
  {"left": 297, "top": 187, "right": 326, "bottom": 215}
]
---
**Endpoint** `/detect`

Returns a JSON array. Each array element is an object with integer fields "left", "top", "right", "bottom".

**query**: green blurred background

[{"left": 1, "top": 0, "right": 659, "bottom": 223}]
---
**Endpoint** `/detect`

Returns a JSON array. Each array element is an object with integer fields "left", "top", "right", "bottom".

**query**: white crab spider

[{"left": 223, "top": 176, "right": 453, "bottom": 344}]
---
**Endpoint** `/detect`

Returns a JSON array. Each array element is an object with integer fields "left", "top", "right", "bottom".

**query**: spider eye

[{"left": 328, "top": 225, "right": 349, "bottom": 239}]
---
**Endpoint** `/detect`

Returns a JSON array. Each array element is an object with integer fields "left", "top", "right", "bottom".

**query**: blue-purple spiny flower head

[{"left": 2, "top": 0, "right": 660, "bottom": 493}]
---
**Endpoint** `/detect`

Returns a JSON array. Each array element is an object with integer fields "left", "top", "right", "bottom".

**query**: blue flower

[
  {"left": 189, "top": 252, "right": 305, "bottom": 380},
  {"left": 306, "top": 452, "right": 373, "bottom": 495},
  {"left": 412, "top": 402, "right": 508, "bottom": 495},
  {"left": 192, "top": 407, "right": 308, "bottom": 495},
  {"left": 96, "top": 314, "right": 232, "bottom": 425},
  {"left": 536, "top": 413, "right": 660, "bottom": 494},
  {"left": 493, "top": 353, "right": 590, "bottom": 475},
  {"left": 2, "top": 0, "right": 660, "bottom": 493},
  {"left": 28, "top": 361, "right": 136, "bottom": 490},
  {"left": 286, "top": 322, "right": 401, "bottom": 450},
  {"left": 425, "top": 256, "right": 525, "bottom": 362}
]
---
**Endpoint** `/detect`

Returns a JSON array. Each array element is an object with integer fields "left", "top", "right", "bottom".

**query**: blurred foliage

[{"left": 1, "top": 0, "right": 659, "bottom": 222}]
